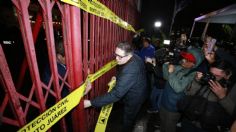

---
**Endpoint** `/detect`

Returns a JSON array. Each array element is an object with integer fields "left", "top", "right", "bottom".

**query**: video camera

[
  {"left": 155, "top": 37, "right": 204, "bottom": 65},
  {"left": 155, "top": 39, "right": 187, "bottom": 65}
]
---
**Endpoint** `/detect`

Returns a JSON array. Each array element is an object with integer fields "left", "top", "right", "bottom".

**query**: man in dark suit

[{"left": 84, "top": 41, "right": 148, "bottom": 132}]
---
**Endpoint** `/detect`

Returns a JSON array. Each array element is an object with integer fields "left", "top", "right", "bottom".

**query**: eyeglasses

[{"left": 114, "top": 53, "right": 128, "bottom": 59}]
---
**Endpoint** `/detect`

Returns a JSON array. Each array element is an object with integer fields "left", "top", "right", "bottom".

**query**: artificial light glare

[
  {"left": 163, "top": 40, "right": 170, "bottom": 45},
  {"left": 154, "top": 21, "right": 162, "bottom": 28}
]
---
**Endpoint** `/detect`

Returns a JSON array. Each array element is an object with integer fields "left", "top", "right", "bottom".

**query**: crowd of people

[{"left": 83, "top": 32, "right": 236, "bottom": 132}]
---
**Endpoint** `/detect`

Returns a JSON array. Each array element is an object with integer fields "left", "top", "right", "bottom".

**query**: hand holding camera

[
  {"left": 168, "top": 64, "right": 175, "bottom": 73},
  {"left": 195, "top": 72, "right": 203, "bottom": 81},
  {"left": 197, "top": 72, "right": 227, "bottom": 99},
  {"left": 208, "top": 80, "right": 227, "bottom": 99},
  {"left": 200, "top": 73, "right": 216, "bottom": 83}
]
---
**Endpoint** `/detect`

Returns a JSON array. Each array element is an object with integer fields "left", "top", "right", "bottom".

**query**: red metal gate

[{"left": 0, "top": 0, "right": 139, "bottom": 131}]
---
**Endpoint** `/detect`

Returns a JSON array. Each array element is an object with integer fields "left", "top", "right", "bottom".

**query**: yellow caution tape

[
  {"left": 136, "top": 28, "right": 145, "bottom": 33},
  {"left": 94, "top": 78, "right": 116, "bottom": 132},
  {"left": 18, "top": 60, "right": 117, "bottom": 132},
  {"left": 61, "top": 0, "right": 136, "bottom": 33}
]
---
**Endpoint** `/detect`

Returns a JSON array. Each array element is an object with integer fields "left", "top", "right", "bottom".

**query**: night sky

[{"left": 140, "top": 0, "right": 236, "bottom": 38}]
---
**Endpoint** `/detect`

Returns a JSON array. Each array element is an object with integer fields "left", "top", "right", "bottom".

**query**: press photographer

[
  {"left": 159, "top": 47, "right": 204, "bottom": 132},
  {"left": 180, "top": 60, "right": 236, "bottom": 132}
]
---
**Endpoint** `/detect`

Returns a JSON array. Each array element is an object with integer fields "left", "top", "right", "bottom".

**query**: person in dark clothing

[
  {"left": 138, "top": 37, "right": 155, "bottom": 61},
  {"left": 160, "top": 47, "right": 204, "bottom": 132},
  {"left": 198, "top": 36, "right": 236, "bottom": 74},
  {"left": 43, "top": 39, "right": 69, "bottom": 99},
  {"left": 84, "top": 41, "right": 148, "bottom": 132},
  {"left": 182, "top": 60, "right": 236, "bottom": 132},
  {"left": 42, "top": 40, "right": 72, "bottom": 131}
]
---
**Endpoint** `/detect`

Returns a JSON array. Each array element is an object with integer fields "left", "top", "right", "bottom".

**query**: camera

[
  {"left": 200, "top": 73, "right": 229, "bottom": 88},
  {"left": 155, "top": 39, "right": 186, "bottom": 65},
  {"left": 155, "top": 37, "right": 204, "bottom": 65},
  {"left": 200, "top": 73, "right": 216, "bottom": 84}
]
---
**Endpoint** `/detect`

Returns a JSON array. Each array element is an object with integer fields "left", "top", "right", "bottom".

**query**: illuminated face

[
  {"left": 205, "top": 36, "right": 212, "bottom": 45},
  {"left": 181, "top": 34, "right": 187, "bottom": 42},
  {"left": 115, "top": 47, "right": 131, "bottom": 65},
  {"left": 181, "top": 59, "right": 195, "bottom": 69},
  {"left": 210, "top": 67, "right": 227, "bottom": 81},
  {"left": 143, "top": 40, "right": 149, "bottom": 48}
]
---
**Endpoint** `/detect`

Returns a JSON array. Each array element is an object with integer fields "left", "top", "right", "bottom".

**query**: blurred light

[
  {"left": 163, "top": 40, "right": 170, "bottom": 45},
  {"left": 154, "top": 21, "right": 162, "bottom": 28}
]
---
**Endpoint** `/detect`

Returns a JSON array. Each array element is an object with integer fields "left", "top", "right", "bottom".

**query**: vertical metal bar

[
  {"left": 69, "top": 5, "right": 87, "bottom": 132},
  {"left": 63, "top": 4, "right": 74, "bottom": 90},
  {"left": 57, "top": 2, "right": 71, "bottom": 88},
  {"left": 99, "top": 1, "right": 103, "bottom": 97},
  {"left": 104, "top": 18, "right": 109, "bottom": 93},
  {"left": 0, "top": 45, "right": 26, "bottom": 127},
  {"left": 108, "top": 1, "right": 113, "bottom": 60},
  {"left": 124, "top": 0, "right": 128, "bottom": 40},
  {"left": 94, "top": 15, "right": 99, "bottom": 96},
  {"left": 82, "top": 10, "right": 89, "bottom": 131},
  {"left": 16, "top": 11, "right": 43, "bottom": 90},
  {"left": 190, "top": 21, "right": 196, "bottom": 38},
  {"left": 83, "top": 12, "right": 89, "bottom": 78},
  {"left": 109, "top": 1, "right": 114, "bottom": 79},
  {"left": 89, "top": 14, "right": 96, "bottom": 130},
  {"left": 201, "top": 19, "right": 210, "bottom": 41},
  {"left": 118, "top": 1, "right": 121, "bottom": 41},
  {"left": 94, "top": 16, "right": 101, "bottom": 125},
  {"left": 95, "top": 15, "right": 99, "bottom": 95},
  {"left": 38, "top": 0, "right": 67, "bottom": 131},
  {"left": 89, "top": 14, "right": 95, "bottom": 75},
  {"left": 39, "top": 0, "right": 61, "bottom": 100},
  {"left": 115, "top": 2, "right": 119, "bottom": 43},
  {"left": 99, "top": 16, "right": 103, "bottom": 94},
  {"left": 61, "top": 5, "right": 78, "bottom": 132},
  {"left": 12, "top": 0, "right": 46, "bottom": 112},
  {"left": 118, "top": 2, "right": 122, "bottom": 42}
]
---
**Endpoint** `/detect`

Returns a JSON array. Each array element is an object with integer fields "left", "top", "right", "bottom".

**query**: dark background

[{"left": 140, "top": 0, "right": 236, "bottom": 38}]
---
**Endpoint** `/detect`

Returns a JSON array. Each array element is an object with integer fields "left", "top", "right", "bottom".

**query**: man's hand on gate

[
  {"left": 84, "top": 80, "right": 92, "bottom": 95},
  {"left": 84, "top": 100, "right": 92, "bottom": 108}
]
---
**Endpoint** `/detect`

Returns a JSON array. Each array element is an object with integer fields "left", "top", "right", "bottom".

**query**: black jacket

[{"left": 91, "top": 54, "right": 147, "bottom": 107}]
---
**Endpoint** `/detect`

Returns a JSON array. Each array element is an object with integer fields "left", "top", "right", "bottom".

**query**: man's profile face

[{"left": 115, "top": 47, "right": 130, "bottom": 65}]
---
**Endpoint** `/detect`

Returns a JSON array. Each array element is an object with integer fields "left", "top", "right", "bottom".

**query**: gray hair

[{"left": 116, "top": 41, "right": 134, "bottom": 55}]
